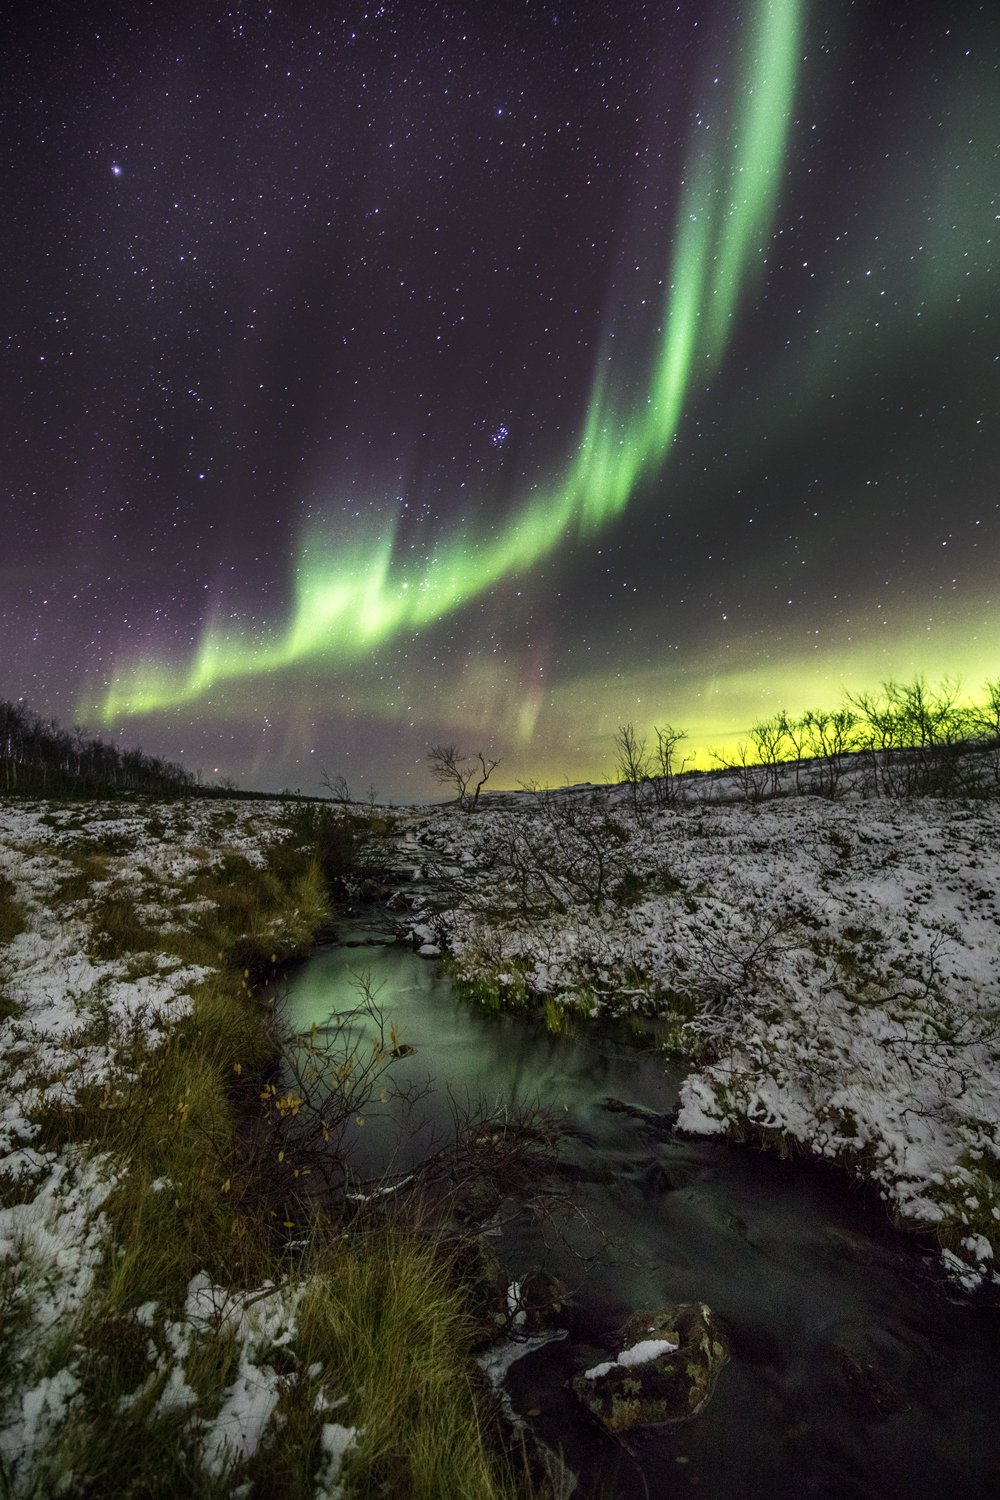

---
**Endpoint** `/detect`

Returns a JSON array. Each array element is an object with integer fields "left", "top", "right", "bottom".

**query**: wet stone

[
  {"left": 571, "top": 1303, "right": 730, "bottom": 1434},
  {"left": 602, "top": 1097, "right": 678, "bottom": 1133},
  {"left": 834, "top": 1343, "right": 911, "bottom": 1418}
]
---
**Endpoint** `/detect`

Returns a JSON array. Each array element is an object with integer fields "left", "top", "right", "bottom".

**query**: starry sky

[{"left": 4, "top": 0, "right": 998, "bottom": 798}]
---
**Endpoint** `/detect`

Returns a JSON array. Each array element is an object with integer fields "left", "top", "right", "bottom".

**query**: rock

[
  {"left": 833, "top": 1343, "right": 910, "bottom": 1418},
  {"left": 822, "top": 1227, "right": 907, "bottom": 1273},
  {"left": 507, "top": 1269, "right": 571, "bottom": 1333},
  {"left": 823, "top": 1320, "right": 918, "bottom": 1419},
  {"left": 637, "top": 1160, "right": 675, "bottom": 1194},
  {"left": 602, "top": 1097, "right": 678, "bottom": 1133},
  {"left": 450, "top": 1236, "right": 568, "bottom": 1350},
  {"left": 450, "top": 1175, "right": 505, "bottom": 1227},
  {"left": 571, "top": 1303, "right": 730, "bottom": 1433}
]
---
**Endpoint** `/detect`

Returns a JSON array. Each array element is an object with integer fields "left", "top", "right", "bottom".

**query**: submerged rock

[
  {"left": 833, "top": 1342, "right": 910, "bottom": 1418},
  {"left": 571, "top": 1303, "right": 730, "bottom": 1433},
  {"left": 602, "top": 1097, "right": 678, "bottom": 1133}
]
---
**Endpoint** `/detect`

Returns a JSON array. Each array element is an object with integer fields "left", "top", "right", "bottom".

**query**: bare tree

[
  {"left": 711, "top": 741, "right": 769, "bottom": 802},
  {"left": 320, "top": 769, "right": 353, "bottom": 803},
  {"left": 651, "top": 723, "right": 689, "bottom": 805},
  {"left": 749, "top": 716, "right": 792, "bottom": 797},
  {"left": 802, "top": 707, "right": 857, "bottom": 798},
  {"left": 780, "top": 711, "right": 811, "bottom": 794},
  {"left": 971, "top": 678, "right": 1000, "bottom": 791},
  {"left": 614, "top": 722, "right": 653, "bottom": 820},
  {"left": 426, "top": 745, "right": 501, "bottom": 811},
  {"left": 849, "top": 678, "right": 971, "bottom": 798}
]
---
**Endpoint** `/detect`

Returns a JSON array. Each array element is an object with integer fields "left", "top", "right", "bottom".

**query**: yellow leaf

[
  {"left": 222, "top": 1178, "right": 231, "bottom": 1193},
  {"left": 233, "top": 1062, "right": 242, "bottom": 1075},
  {"left": 278, "top": 1150, "right": 285, "bottom": 1163},
  {"left": 270, "top": 952, "right": 277, "bottom": 964},
  {"left": 243, "top": 968, "right": 250, "bottom": 979}
]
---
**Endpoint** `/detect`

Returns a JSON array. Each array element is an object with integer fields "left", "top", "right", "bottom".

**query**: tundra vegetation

[
  {"left": 3, "top": 673, "right": 999, "bottom": 1492},
  {"left": 409, "top": 677, "right": 1000, "bottom": 1291},
  {"left": 0, "top": 788, "right": 542, "bottom": 1499}
]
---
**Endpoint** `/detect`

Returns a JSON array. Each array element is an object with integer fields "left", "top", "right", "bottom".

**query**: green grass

[
  {"left": 280, "top": 1221, "right": 527, "bottom": 1500},
  {"left": 6, "top": 801, "right": 536, "bottom": 1500}
]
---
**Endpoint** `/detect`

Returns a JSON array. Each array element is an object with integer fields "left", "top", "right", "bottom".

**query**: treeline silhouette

[
  {"left": 614, "top": 676, "right": 1000, "bottom": 807},
  {"left": 0, "top": 701, "right": 195, "bottom": 799},
  {"left": 726, "top": 677, "right": 1000, "bottom": 801}
]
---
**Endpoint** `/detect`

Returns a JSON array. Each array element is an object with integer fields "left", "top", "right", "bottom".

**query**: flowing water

[{"left": 285, "top": 914, "right": 1000, "bottom": 1500}]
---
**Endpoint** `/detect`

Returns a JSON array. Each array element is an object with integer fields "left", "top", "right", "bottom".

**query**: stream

[{"left": 284, "top": 910, "right": 1000, "bottom": 1500}]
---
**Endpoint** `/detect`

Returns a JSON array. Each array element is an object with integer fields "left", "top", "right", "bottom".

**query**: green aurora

[
  {"left": 73, "top": 0, "right": 998, "bottom": 788},
  {"left": 86, "top": 0, "right": 804, "bottom": 727}
]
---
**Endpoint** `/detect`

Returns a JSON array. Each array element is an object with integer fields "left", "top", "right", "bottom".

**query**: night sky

[{"left": 4, "top": 1, "right": 998, "bottom": 798}]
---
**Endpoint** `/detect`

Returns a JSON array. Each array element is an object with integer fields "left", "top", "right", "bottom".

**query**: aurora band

[{"left": 92, "top": 0, "right": 803, "bottom": 721}]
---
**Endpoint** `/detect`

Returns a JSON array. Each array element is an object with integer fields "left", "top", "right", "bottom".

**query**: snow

[
  {"left": 477, "top": 1329, "right": 568, "bottom": 1387},
  {"left": 506, "top": 1280, "right": 527, "bottom": 1327},
  {"left": 2, "top": 777, "right": 997, "bottom": 1486},
  {"left": 0, "top": 797, "right": 349, "bottom": 1496},
  {"left": 408, "top": 774, "right": 1000, "bottom": 1286},
  {"left": 314, "top": 1422, "right": 359, "bottom": 1500},
  {"left": 583, "top": 1337, "right": 679, "bottom": 1380}
]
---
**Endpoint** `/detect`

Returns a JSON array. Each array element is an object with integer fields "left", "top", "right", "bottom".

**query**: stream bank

[{"left": 284, "top": 896, "right": 1000, "bottom": 1500}]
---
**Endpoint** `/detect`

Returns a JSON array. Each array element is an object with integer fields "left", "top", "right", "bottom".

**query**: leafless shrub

[
  {"left": 711, "top": 740, "right": 770, "bottom": 802},
  {"left": 681, "top": 890, "right": 808, "bottom": 1046},
  {"left": 848, "top": 677, "right": 973, "bottom": 798},
  {"left": 319, "top": 769, "right": 353, "bottom": 803},
  {"left": 427, "top": 745, "right": 501, "bottom": 811},
  {"left": 261, "top": 977, "right": 423, "bottom": 1202},
  {"left": 651, "top": 723, "right": 690, "bottom": 805},
  {"left": 613, "top": 722, "right": 653, "bottom": 822},
  {"left": 836, "top": 931, "right": 1000, "bottom": 1098},
  {"left": 473, "top": 797, "right": 644, "bottom": 915}
]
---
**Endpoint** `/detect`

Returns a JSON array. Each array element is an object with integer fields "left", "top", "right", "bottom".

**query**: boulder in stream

[{"left": 572, "top": 1303, "right": 730, "bottom": 1433}]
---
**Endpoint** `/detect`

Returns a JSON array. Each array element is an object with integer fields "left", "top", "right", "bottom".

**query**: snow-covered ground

[
  {"left": 0, "top": 798, "right": 356, "bottom": 1497},
  {"left": 407, "top": 779, "right": 1000, "bottom": 1289},
  {"left": 3, "top": 779, "right": 998, "bottom": 1490}
]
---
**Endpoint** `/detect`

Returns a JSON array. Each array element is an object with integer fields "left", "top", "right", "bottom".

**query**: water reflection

[{"left": 285, "top": 928, "right": 1000, "bottom": 1500}]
